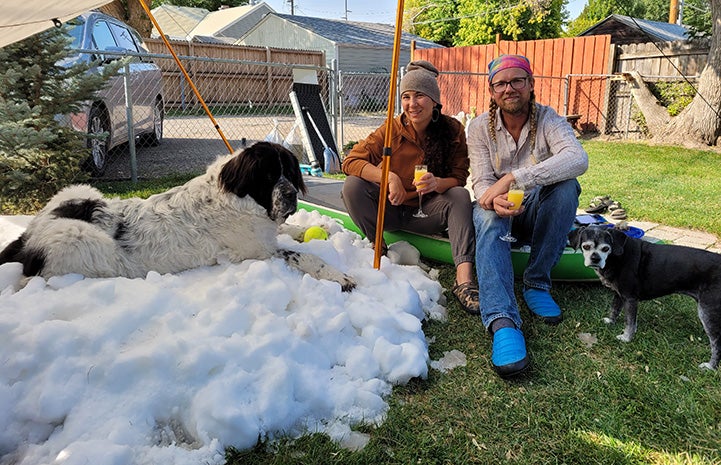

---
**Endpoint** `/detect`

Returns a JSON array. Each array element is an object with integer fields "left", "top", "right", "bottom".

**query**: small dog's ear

[
  {"left": 568, "top": 227, "right": 585, "bottom": 250},
  {"left": 609, "top": 228, "right": 627, "bottom": 256}
]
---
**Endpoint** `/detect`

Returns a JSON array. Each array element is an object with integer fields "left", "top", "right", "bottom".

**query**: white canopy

[{"left": 0, "top": 1, "right": 112, "bottom": 49}]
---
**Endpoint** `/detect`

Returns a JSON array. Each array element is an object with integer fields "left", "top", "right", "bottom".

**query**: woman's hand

[
  {"left": 413, "top": 171, "right": 438, "bottom": 195},
  {"left": 387, "top": 172, "right": 406, "bottom": 206}
]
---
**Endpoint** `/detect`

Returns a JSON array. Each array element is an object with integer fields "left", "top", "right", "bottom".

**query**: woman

[{"left": 341, "top": 60, "right": 478, "bottom": 314}]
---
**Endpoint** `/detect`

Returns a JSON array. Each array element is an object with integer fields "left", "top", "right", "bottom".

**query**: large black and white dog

[
  {"left": 569, "top": 225, "right": 721, "bottom": 370},
  {"left": 0, "top": 141, "right": 355, "bottom": 291}
]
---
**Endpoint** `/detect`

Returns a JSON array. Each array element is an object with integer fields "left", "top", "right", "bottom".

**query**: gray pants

[{"left": 341, "top": 175, "right": 475, "bottom": 267}]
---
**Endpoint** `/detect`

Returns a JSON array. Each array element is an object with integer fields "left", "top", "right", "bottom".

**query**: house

[
  {"left": 578, "top": 14, "right": 689, "bottom": 45},
  {"left": 235, "top": 12, "right": 443, "bottom": 73},
  {"left": 150, "top": 3, "right": 274, "bottom": 43}
]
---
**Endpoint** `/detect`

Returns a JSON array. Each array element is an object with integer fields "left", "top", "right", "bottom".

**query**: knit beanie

[
  {"left": 488, "top": 54, "right": 533, "bottom": 83},
  {"left": 400, "top": 60, "right": 441, "bottom": 104}
]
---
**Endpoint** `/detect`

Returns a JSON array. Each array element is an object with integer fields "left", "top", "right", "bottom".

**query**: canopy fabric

[{"left": 0, "top": 1, "right": 112, "bottom": 49}]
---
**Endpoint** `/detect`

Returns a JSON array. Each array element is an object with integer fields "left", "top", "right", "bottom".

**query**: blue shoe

[
  {"left": 523, "top": 288, "right": 563, "bottom": 325},
  {"left": 491, "top": 327, "right": 530, "bottom": 378}
]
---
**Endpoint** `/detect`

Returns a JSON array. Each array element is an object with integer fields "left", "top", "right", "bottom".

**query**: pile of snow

[{"left": 0, "top": 209, "right": 448, "bottom": 465}]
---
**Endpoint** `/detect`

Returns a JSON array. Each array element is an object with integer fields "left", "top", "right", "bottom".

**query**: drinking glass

[
  {"left": 413, "top": 164, "right": 428, "bottom": 218},
  {"left": 499, "top": 185, "right": 524, "bottom": 242}
]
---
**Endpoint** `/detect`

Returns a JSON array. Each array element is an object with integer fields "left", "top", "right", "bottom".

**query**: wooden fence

[
  {"left": 615, "top": 38, "right": 709, "bottom": 78},
  {"left": 144, "top": 39, "right": 325, "bottom": 108},
  {"left": 414, "top": 35, "right": 613, "bottom": 134}
]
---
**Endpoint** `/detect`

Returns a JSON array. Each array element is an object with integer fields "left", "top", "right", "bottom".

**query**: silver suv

[{"left": 64, "top": 12, "right": 164, "bottom": 176}]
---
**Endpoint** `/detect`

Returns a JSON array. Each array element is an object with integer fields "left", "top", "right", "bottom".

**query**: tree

[
  {"left": 100, "top": 0, "right": 153, "bottom": 37},
  {"left": 0, "top": 27, "right": 111, "bottom": 213},
  {"left": 564, "top": 0, "right": 646, "bottom": 36},
  {"left": 677, "top": 0, "right": 713, "bottom": 36},
  {"left": 405, "top": 0, "right": 459, "bottom": 47},
  {"left": 151, "top": 0, "right": 250, "bottom": 13},
  {"left": 564, "top": 0, "right": 712, "bottom": 37},
  {"left": 625, "top": 0, "right": 721, "bottom": 147},
  {"left": 407, "top": 0, "right": 567, "bottom": 46}
]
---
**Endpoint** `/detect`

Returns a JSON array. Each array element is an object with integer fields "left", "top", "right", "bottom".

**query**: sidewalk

[{"left": 628, "top": 219, "right": 721, "bottom": 253}]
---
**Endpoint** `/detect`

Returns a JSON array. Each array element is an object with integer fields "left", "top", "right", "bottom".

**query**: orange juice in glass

[
  {"left": 413, "top": 164, "right": 428, "bottom": 218},
  {"left": 507, "top": 189, "right": 524, "bottom": 211}
]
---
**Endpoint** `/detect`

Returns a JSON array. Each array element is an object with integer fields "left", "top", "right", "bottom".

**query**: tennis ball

[{"left": 303, "top": 226, "right": 328, "bottom": 242}]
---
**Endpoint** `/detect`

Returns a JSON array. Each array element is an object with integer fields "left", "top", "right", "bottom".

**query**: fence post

[
  {"left": 123, "top": 61, "right": 138, "bottom": 183},
  {"left": 330, "top": 59, "right": 339, "bottom": 148},
  {"left": 337, "top": 69, "right": 345, "bottom": 148},
  {"left": 266, "top": 47, "right": 272, "bottom": 105},
  {"left": 563, "top": 74, "right": 570, "bottom": 117}
]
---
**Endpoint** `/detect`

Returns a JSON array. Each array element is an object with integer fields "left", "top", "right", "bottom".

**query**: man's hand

[{"left": 478, "top": 174, "right": 522, "bottom": 217}]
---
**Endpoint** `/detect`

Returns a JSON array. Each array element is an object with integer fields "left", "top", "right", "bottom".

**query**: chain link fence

[{"left": 84, "top": 49, "right": 682, "bottom": 182}]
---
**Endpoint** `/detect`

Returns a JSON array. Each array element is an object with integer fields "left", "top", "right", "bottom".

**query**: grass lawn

[{"left": 93, "top": 140, "right": 721, "bottom": 464}]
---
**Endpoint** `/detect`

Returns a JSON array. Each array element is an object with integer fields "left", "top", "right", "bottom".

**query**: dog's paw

[
  {"left": 616, "top": 333, "right": 632, "bottom": 343},
  {"left": 339, "top": 275, "right": 356, "bottom": 293},
  {"left": 699, "top": 361, "right": 717, "bottom": 371},
  {"left": 602, "top": 317, "right": 614, "bottom": 325}
]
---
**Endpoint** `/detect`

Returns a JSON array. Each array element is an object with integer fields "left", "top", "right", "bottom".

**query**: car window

[
  {"left": 91, "top": 21, "right": 117, "bottom": 51},
  {"left": 66, "top": 18, "right": 85, "bottom": 49},
  {"left": 108, "top": 23, "right": 139, "bottom": 52}
]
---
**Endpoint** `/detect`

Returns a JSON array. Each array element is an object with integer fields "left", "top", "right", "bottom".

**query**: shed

[
  {"left": 579, "top": 14, "right": 689, "bottom": 45},
  {"left": 235, "top": 13, "right": 443, "bottom": 73}
]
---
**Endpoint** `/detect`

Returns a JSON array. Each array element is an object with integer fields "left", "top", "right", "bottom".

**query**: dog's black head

[
  {"left": 569, "top": 225, "right": 627, "bottom": 270},
  {"left": 219, "top": 141, "right": 307, "bottom": 221}
]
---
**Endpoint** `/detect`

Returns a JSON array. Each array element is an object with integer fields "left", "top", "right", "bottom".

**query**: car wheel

[
  {"left": 142, "top": 97, "right": 164, "bottom": 146},
  {"left": 85, "top": 106, "right": 110, "bottom": 177}
]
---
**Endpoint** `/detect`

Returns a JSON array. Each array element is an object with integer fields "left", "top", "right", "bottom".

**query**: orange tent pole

[
  {"left": 373, "top": 0, "right": 405, "bottom": 269},
  {"left": 137, "top": 0, "right": 234, "bottom": 154}
]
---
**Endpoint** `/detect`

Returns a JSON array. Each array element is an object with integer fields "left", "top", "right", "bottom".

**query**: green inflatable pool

[{"left": 297, "top": 200, "right": 600, "bottom": 282}]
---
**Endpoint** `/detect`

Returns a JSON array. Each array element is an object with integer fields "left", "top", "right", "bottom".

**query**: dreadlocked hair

[
  {"left": 488, "top": 92, "right": 539, "bottom": 171},
  {"left": 422, "top": 105, "right": 456, "bottom": 178}
]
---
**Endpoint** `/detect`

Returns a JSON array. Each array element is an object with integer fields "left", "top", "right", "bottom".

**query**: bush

[
  {"left": 649, "top": 80, "right": 696, "bottom": 116},
  {"left": 0, "top": 26, "right": 112, "bottom": 214}
]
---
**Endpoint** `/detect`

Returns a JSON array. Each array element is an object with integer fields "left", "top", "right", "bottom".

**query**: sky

[
  {"left": 0, "top": 209, "right": 467, "bottom": 465},
  {"left": 261, "top": 0, "right": 587, "bottom": 24}
]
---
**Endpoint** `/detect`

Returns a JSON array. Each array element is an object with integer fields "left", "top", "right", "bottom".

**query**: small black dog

[{"left": 569, "top": 225, "right": 721, "bottom": 370}]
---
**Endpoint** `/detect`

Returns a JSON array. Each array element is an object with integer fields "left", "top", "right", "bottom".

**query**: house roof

[
  {"left": 188, "top": 4, "right": 264, "bottom": 38},
  {"left": 150, "top": 5, "right": 209, "bottom": 39},
  {"left": 579, "top": 14, "right": 689, "bottom": 43},
  {"left": 274, "top": 13, "right": 441, "bottom": 49},
  {"left": 150, "top": 2, "right": 274, "bottom": 41}
]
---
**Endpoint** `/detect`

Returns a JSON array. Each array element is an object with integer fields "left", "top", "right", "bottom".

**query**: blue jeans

[{"left": 473, "top": 179, "right": 581, "bottom": 330}]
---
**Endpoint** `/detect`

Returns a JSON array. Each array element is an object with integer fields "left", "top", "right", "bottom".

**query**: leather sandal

[
  {"left": 608, "top": 201, "right": 627, "bottom": 220},
  {"left": 585, "top": 195, "right": 611, "bottom": 213},
  {"left": 452, "top": 281, "right": 480, "bottom": 315}
]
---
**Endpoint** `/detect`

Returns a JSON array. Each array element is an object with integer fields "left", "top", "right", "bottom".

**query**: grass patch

[
  {"left": 17, "top": 139, "right": 720, "bottom": 463},
  {"left": 92, "top": 173, "right": 199, "bottom": 199},
  {"left": 578, "top": 140, "right": 721, "bottom": 237},
  {"left": 222, "top": 141, "right": 721, "bottom": 463}
]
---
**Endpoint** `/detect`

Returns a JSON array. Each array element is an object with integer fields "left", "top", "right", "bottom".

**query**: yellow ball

[{"left": 303, "top": 226, "right": 328, "bottom": 242}]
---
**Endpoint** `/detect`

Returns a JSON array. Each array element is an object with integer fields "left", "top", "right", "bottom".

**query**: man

[{"left": 467, "top": 54, "right": 589, "bottom": 378}]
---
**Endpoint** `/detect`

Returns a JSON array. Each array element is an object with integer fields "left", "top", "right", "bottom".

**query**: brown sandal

[{"left": 452, "top": 281, "right": 480, "bottom": 315}]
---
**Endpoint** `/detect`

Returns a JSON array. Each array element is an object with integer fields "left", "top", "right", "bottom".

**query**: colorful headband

[{"left": 488, "top": 54, "right": 533, "bottom": 83}]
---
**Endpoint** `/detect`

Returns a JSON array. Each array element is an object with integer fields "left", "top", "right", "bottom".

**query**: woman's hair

[
  {"left": 422, "top": 104, "right": 456, "bottom": 178},
  {"left": 488, "top": 92, "right": 538, "bottom": 171}
]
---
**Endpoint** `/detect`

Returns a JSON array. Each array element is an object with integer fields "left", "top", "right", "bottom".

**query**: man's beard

[{"left": 497, "top": 94, "right": 528, "bottom": 115}]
